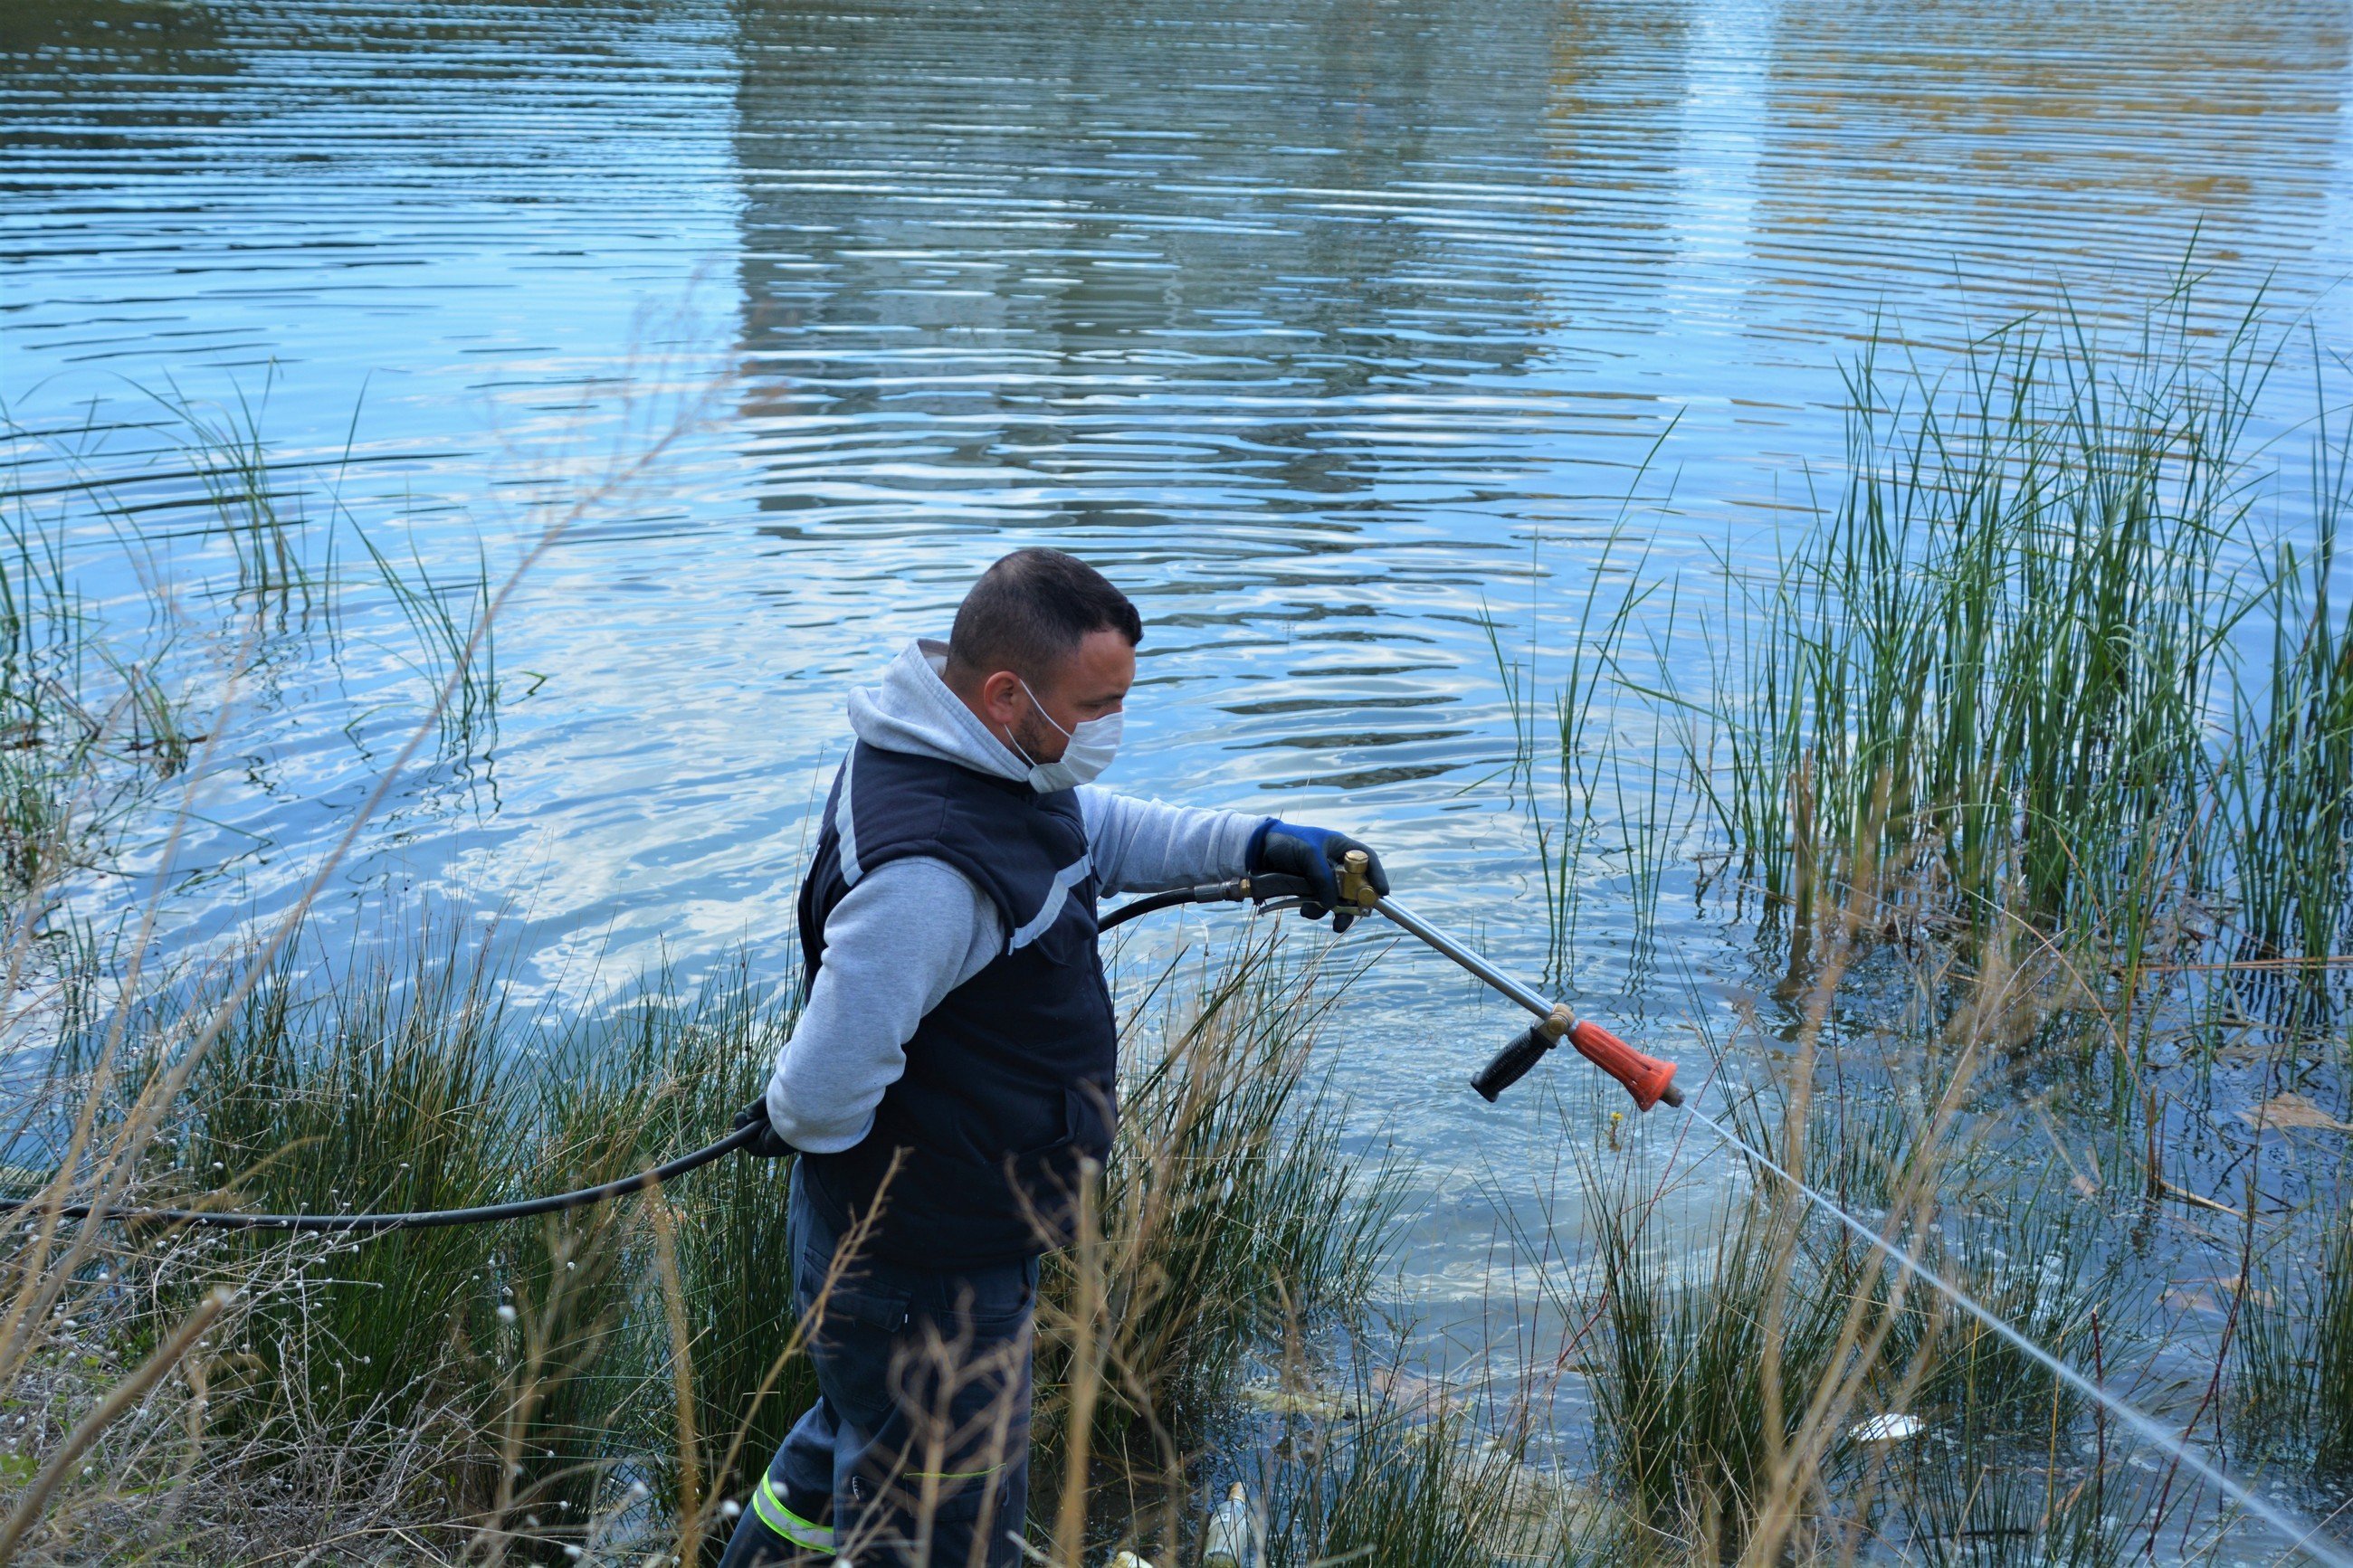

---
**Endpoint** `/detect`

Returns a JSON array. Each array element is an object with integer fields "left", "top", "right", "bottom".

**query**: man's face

[{"left": 1010, "top": 629, "right": 1135, "bottom": 764}]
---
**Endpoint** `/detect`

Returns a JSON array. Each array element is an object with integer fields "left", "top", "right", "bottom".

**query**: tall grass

[
  {"left": 1497, "top": 287, "right": 2353, "bottom": 1558},
  {"left": 1045, "top": 933, "right": 1403, "bottom": 1449},
  {"left": 2216, "top": 390, "right": 2353, "bottom": 1015},
  {"left": 97, "top": 928, "right": 795, "bottom": 1551},
  {"left": 146, "top": 375, "right": 325, "bottom": 612},
  {"left": 1254, "top": 1351, "right": 1595, "bottom": 1568},
  {"left": 171, "top": 934, "right": 520, "bottom": 1467},
  {"left": 2241, "top": 1195, "right": 2353, "bottom": 1478},
  {"left": 1500, "top": 281, "right": 2353, "bottom": 1047},
  {"left": 1681, "top": 297, "right": 2263, "bottom": 952},
  {"left": 1557, "top": 850, "right": 2164, "bottom": 1568},
  {"left": 1488, "top": 515, "right": 1696, "bottom": 984},
  {"left": 0, "top": 914, "right": 1409, "bottom": 1563},
  {"left": 1582, "top": 1181, "right": 1857, "bottom": 1562}
]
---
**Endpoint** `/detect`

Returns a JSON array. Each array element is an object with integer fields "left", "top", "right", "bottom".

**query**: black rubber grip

[{"left": 1472, "top": 1025, "right": 1555, "bottom": 1102}]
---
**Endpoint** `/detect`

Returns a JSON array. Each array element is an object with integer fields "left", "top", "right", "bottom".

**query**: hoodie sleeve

[
  {"left": 1078, "top": 787, "right": 1270, "bottom": 896},
  {"left": 764, "top": 857, "right": 1004, "bottom": 1153}
]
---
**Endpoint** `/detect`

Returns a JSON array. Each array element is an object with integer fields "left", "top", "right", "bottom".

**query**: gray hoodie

[{"left": 764, "top": 640, "right": 1265, "bottom": 1153}]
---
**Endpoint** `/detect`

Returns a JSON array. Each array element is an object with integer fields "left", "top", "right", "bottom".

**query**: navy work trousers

[{"left": 717, "top": 1164, "right": 1037, "bottom": 1568}]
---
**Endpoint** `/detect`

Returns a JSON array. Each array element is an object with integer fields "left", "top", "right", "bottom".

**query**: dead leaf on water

[
  {"left": 2187, "top": 1274, "right": 2275, "bottom": 1307},
  {"left": 1236, "top": 1382, "right": 1349, "bottom": 1419},
  {"left": 2158, "top": 1284, "right": 2228, "bottom": 1315},
  {"left": 2238, "top": 1092, "right": 2353, "bottom": 1134}
]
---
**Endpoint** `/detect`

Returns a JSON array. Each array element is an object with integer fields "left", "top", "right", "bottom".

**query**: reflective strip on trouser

[
  {"left": 751, "top": 1473, "right": 835, "bottom": 1552},
  {"left": 760, "top": 1165, "right": 1039, "bottom": 1568}
]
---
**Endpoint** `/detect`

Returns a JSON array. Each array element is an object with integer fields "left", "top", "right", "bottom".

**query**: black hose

[
  {"left": 1097, "top": 882, "right": 1228, "bottom": 930},
  {"left": 1099, "top": 872, "right": 1315, "bottom": 931},
  {"left": 0, "top": 1121, "right": 767, "bottom": 1234},
  {"left": 7, "top": 877, "right": 1314, "bottom": 1236}
]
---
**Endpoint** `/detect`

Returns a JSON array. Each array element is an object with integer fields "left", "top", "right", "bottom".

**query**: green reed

[
  {"left": 1917, "top": 1194, "right": 2119, "bottom": 1439},
  {"left": 1581, "top": 1175, "right": 1857, "bottom": 1563},
  {"left": 146, "top": 373, "right": 324, "bottom": 612},
  {"left": 572, "top": 964, "right": 810, "bottom": 1530},
  {"left": 157, "top": 935, "right": 814, "bottom": 1552},
  {"left": 1257, "top": 1356, "right": 1592, "bottom": 1568},
  {"left": 1900, "top": 1432, "right": 2150, "bottom": 1568},
  {"left": 14, "top": 913, "right": 1398, "bottom": 1563},
  {"left": 1685, "top": 296, "right": 2262, "bottom": 949},
  {"left": 2240, "top": 1193, "right": 2353, "bottom": 1478},
  {"left": 1060, "top": 933, "right": 1402, "bottom": 1430},
  {"left": 2216, "top": 391, "right": 2353, "bottom": 1011},
  {"left": 353, "top": 523, "right": 502, "bottom": 764},
  {"left": 0, "top": 385, "right": 506, "bottom": 912},
  {"left": 167, "top": 930, "right": 526, "bottom": 1471},
  {"left": 1578, "top": 1166, "right": 2137, "bottom": 1568},
  {"left": 1487, "top": 515, "right": 1689, "bottom": 983}
]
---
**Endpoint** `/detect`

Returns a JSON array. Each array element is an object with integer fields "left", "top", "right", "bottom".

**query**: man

[{"left": 719, "top": 548, "right": 1387, "bottom": 1568}]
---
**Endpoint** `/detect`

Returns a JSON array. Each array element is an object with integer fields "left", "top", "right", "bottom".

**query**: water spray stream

[{"left": 1678, "top": 1101, "right": 2351, "bottom": 1568}]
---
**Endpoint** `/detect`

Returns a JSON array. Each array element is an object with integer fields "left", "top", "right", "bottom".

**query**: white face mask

[{"left": 1011, "top": 678, "right": 1123, "bottom": 792}]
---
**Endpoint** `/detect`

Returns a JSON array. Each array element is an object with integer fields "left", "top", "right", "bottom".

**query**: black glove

[
  {"left": 733, "top": 1098, "right": 795, "bottom": 1159},
  {"left": 1248, "top": 820, "right": 1390, "bottom": 933}
]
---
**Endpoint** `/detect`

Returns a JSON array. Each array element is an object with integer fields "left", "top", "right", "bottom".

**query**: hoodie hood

[{"left": 847, "top": 639, "right": 1032, "bottom": 783}]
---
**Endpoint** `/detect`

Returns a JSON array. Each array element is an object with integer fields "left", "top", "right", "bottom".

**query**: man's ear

[{"left": 976, "top": 669, "right": 1026, "bottom": 730}]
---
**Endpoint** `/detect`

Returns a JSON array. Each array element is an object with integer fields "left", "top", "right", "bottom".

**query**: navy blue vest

[{"left": 795, "top": 740, "right": 1119, "bottom": 1267}]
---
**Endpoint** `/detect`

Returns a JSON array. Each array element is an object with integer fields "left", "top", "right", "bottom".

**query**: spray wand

[
  {"left": 1109, "top": 853, "right": 1681, "bottom": 1110},
  {"left": 1322, "top": 850, "right": 1681, "bottom": 1110}
]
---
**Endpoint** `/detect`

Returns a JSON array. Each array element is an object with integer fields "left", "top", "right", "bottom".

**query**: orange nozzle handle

[{"left": 1567, "top": 1019, "right": 1681, "bottom": 1111}]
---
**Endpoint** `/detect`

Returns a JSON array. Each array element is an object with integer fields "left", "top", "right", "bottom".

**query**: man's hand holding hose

[
  {"left": 733, "top": 1099, "right": 794, "bottom": 1158},
  {"left": 1247, "top": 820, "right": 1389, "bottom": 931}
]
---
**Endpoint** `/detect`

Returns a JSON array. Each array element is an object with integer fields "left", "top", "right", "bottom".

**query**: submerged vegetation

[{"left": 5, "top": 271, "right": 2353, "bottom": 1566}]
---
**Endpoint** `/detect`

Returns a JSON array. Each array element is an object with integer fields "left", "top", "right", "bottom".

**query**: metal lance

[{"left": 1329, "top": 849, "right": 1680, "bottom": 1110}]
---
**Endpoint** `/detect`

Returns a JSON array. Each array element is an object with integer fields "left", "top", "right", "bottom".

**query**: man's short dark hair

[{"left": 947, "top": 548, "right": 1142, "bottom": 684}]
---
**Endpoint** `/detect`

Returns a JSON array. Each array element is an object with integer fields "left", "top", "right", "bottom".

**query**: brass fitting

[{"left": 1337, "top": 848, "right": 1381, "bottom": 910}]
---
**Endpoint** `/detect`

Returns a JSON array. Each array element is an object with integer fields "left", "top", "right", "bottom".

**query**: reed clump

[
  {"left": 1583, "top": 1183, "right": 1850, "bottom": 1563},
  {"left": 1037, "top": 933, "right": 1403, "bottom": 1463},
  {"left": 2241, "top": 1193, "right": 2353, "bottom": 1479},
  {"left": 1253, "top": 1354, "right": 1596, "bottom": 1568},
  {"left": 1484, "top": 278, "right": 2353, "bottom": 1562},
  {"left": 1553, "top": 855, "right": 2168, "bottom": 1568},
  {"left": 0, "top": 914, "right": 1407, "bottom": 1564},
  {"left": 1510, "top": 284, "right": 2353, "bottom": 1010},
  {"left": 24, "top": 927, "right": 798, "bottom": 1558},
  {"left": 1691, "top": 296, "right": 2262, "bottom": 950}
]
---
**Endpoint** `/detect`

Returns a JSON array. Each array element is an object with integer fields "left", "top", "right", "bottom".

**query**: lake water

[{"left": 6, "top": 0, "right": 2353, "bottom": 1399}]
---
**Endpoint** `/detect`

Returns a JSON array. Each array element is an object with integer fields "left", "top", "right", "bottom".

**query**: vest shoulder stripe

[
  {"left": 835, "top": 751, "right": 863, "bottom": 886},
  {"left": 1008, "top": 852, "right": 1093, "bottom": 951}
]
